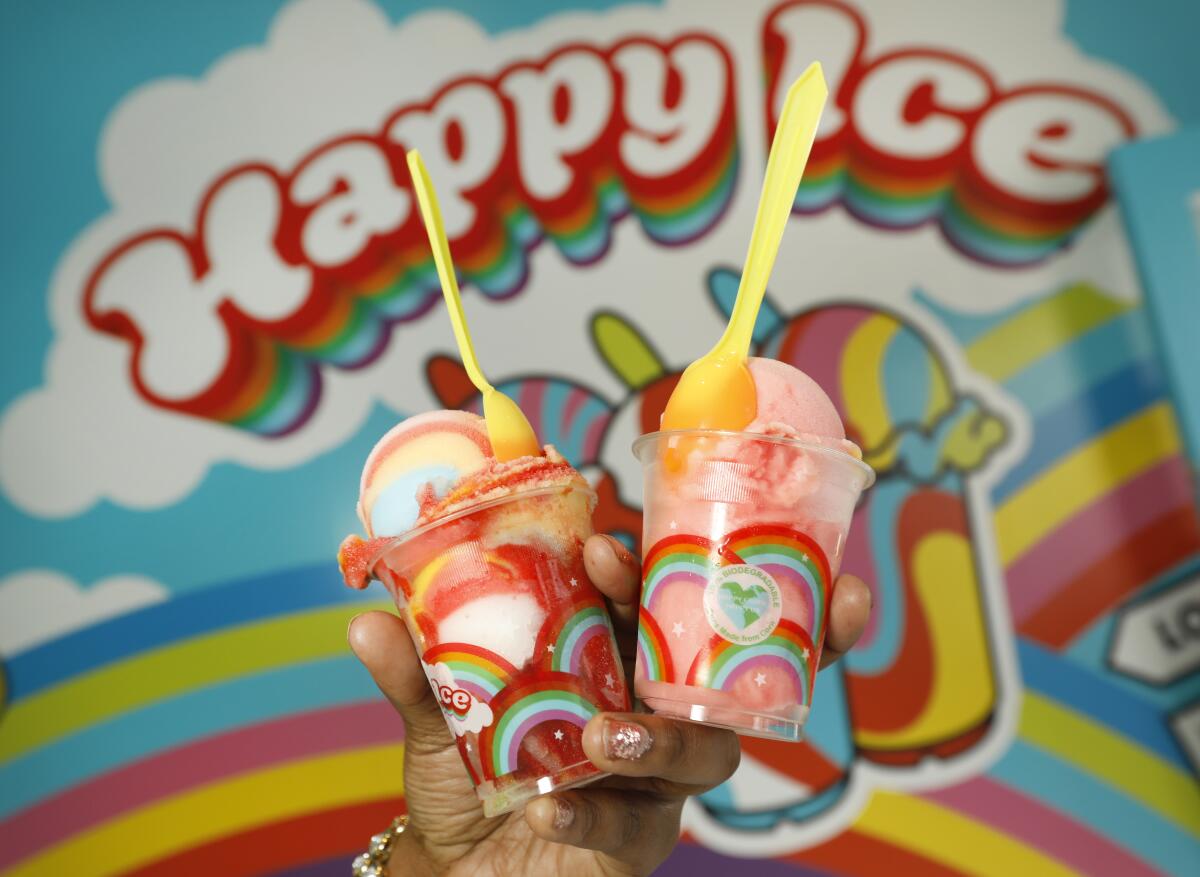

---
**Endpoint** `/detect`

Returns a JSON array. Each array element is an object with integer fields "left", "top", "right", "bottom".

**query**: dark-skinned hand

[{"left": 348, "top": 534, "right": 872, "bottom": 876}]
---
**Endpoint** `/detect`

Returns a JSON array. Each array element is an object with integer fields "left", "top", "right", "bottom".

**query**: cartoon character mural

[
  {"left": 427, "top": 266, "right": 1011, "bottom": 832},
  {"left": 712, "top": 266, "right": 1009, "bottom": 770}
]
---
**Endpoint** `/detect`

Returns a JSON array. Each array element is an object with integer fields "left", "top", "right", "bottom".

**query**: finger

[
  {"left": 525, "top": 788, "right": 679, "bottom": 866},
  {"left": 583, "top": 534, "right": 640, "bottom": 631},
  {"left": 820, "top": 573, "right": 872, "bottom": 669},
  {"left": 581, "top": 713, "right": 740, "bottom": 794},
  {"left": 347, "top": 611, "right": 453, "bottom": 755},
  {"left": 352, "top": 612, "right": 502, "bottom": 853}
]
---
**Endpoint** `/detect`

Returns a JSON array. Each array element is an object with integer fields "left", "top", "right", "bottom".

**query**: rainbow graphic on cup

[
  {"left": 635, "top": 525, "right": 833, "bottom": 732},
  {"left": 479, "top": 673, "right": 601, "bottom": 778},
  {"left": 686, "top": 619, "right": 817, "bottom": 704},
  {"left": 422, "top": 643, "right": 517, "bottom": 704},
  {"left": 416, "top": 596, "right": 626, "bottom": 802},
  {"left": 551, "top": 605, "right": 617, "bottom": 676},
  {"left": 636, "top": 612, "right": 675, "bottom": 684}
]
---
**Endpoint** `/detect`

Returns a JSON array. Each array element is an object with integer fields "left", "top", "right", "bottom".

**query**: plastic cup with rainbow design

[
  {"left": 368, "top": 482, "right": 630, "bottom": 816},
  {"left": 633, "top": 430, "right": 873, "bottom": 741}
]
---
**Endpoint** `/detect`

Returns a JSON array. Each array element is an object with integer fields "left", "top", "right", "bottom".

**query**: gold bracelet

[{"left": 352, "top": 815, "right": 408, "bottom": 876}]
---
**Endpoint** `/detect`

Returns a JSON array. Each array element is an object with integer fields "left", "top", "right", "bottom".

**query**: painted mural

[{"left": 1, "top": 1, "right": 1197, "bottom": 875}]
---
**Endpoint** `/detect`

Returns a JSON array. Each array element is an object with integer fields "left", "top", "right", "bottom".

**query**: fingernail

[
  {"left": 603, "top": 718, "right": 652, "bottom": 760},
  {"left": 552, "top": 797, "right": 575, "bottom": 831},
  {"left": 603, "top": 534, "right": 636, "bottom": 567},
  {"left": 346, "top": 613, "right": 361, "bottom": 644}
]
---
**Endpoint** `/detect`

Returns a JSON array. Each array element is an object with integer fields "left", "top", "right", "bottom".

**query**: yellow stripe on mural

[
  {"left": 966, "top": 284, "right": 1127, "bottom": 382},
  {"left": 5, "top": 743, "right": 405, "bottom": 877},
  {"left": 855, "top": 790, "right": 1080, "bottom": 877},
  {"left": 994, "top": 403, "right": 1178, "bottom": 565},
  {"left": 841, "top": 314, "right": 897, "bottom": 455},
  {"left": 853, "top": 532, "right": 994, "bottom": 751},
  {"left": 0, "top": 601, "right": 391, "bottom": 761},
  {"left": 1021, "top": 693, "right": 1200, "bottom": 836}
]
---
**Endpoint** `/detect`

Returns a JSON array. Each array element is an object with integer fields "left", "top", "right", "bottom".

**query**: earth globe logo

[{"left": 704, "top": 565, "right": 784, "bottom": 646}]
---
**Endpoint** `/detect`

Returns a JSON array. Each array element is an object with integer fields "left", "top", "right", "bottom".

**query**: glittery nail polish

[
  {"left": 603, "top": 719, "right": 652, "bottom": 760},
  {"left": 552, "top": 797, "right": 575, "bottom": 831}
]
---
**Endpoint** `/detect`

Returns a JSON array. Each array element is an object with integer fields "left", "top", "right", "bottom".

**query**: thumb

[
  {"left": 347, "top": 611, "right": 454, "bottom": 755},
  {"left": 350, "top": 611, "right": 493, "bottom": 855}
]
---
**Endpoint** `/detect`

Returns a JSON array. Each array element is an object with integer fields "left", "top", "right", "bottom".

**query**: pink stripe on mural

[
  {"left": 923, "top": 777, "right": 1164, "bottom": 877},
  {"left": 519, "top": 380, "right": 547, "bottom": 441},
  {"left": 0, "top": 701, "right": 403, "bottom": 871},
  {"left": 1006, "top": 454, "right": 1194, "bottom": 621},
  {"left": 778, "top": 307, "right": 868, "bottom": 422},
  {"left": 561, "top": 387, "right": 589, "bottom": 436},
  {"left": 582, "top": 412, "right": 611, "bottom": 463}
]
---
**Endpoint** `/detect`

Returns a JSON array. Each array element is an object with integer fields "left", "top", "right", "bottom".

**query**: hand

[{"left": 348, "top": 535, "right": 872, "bottom": 876}]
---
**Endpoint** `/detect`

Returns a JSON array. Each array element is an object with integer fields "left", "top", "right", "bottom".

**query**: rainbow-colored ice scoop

[{"left": 338, "top": 406, "right": 627, "bottom": 816}]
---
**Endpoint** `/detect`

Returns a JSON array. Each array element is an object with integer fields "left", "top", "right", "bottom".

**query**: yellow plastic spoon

[
  {"left": 660, "top": 61, "right": 828, "bottom": 433},
  {"left": 406, "top": 149, "right": 542, "bottom": 462}
]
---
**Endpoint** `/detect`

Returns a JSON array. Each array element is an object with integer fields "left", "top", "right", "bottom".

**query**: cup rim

[
  {"left": 633, "top": 428, "right": 875, "bottom": 487},
  {"left": 367, "top": 482, "right": 596, "bottom": 569}
]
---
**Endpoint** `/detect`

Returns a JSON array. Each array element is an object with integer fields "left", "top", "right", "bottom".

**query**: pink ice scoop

[{"left": 745, "top": 357, "right": 844, "bottom": 441}]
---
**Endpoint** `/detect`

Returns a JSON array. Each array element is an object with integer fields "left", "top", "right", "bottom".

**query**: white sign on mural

[{"left": 1111, "top": 573, "right": 1200, "bottom": 685}]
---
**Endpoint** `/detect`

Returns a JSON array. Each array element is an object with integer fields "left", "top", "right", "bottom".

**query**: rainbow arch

[
  {"left": 685, "top": 619, "right": 816, "bottom": 705},
  {"left": 640, "top": 535, "right": 727, "bottom": 613},
  {"left": 422, "top": 643, "right": 517, "bottom": 703},
  {"left": 477, "top": 673, "right": 599, "bottom": 778},
  {"left": 0, "top": 561, "right": 1195, "bottom": 875},
  {"left": 727, "top": 527, "right": 831, "bottom": 641},
  {"left": 551, "top": 605, "right": 615, "bottom": 676},
  {"left": 918, "top": 283, "right": 1200, "bottom": 647},
  {"left": 5, "top": 287, "right": 1200, "bottom": 875},
  {"left": 636, "top": 612, "right": 674, "bottom": 684},
  {"left": 0, "top": 564, "right": 390, "bottom": 875}
]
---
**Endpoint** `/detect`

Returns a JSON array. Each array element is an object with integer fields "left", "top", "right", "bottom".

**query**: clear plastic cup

[
  {"left": 632, "top": 430, "right": 873, "bottom": 742},
  {"left": 369, "top": 483, "right": 630, "bottom": 816}
]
